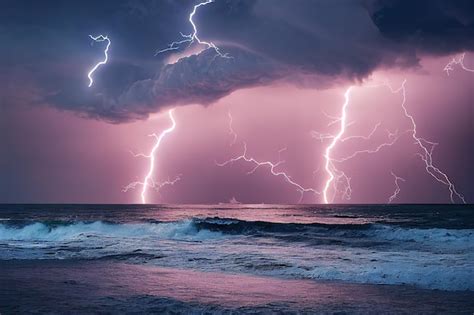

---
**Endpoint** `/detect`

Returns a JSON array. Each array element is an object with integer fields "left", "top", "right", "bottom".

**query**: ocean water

[{"left": 0, "top": 204, "right": 473, "bottom": 314}]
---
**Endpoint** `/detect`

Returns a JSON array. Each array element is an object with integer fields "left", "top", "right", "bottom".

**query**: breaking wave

[
  {"left": 1, "top": 218, "right": 473, "bottom": 246},
  {"left": 0, "top": 220, "right": 221, "bottom": 242},
  {"left": 1, "top": 218, "right": 473, "bottom": 291}
]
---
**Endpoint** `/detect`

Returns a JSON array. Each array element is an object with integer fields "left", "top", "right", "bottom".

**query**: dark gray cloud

[
  {"left": 48, "top": 47, "right": 277, "bottom": 122},
  {"left": 369, "top": 0, "right": 474, "bottom": 54},
  {"left": 2, "top": 0, "right": 473, "bottom": 122}
]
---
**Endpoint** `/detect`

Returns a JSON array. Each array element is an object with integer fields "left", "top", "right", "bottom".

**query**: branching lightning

[
  {"left": 218, "top": 113, "right": 319, "bottom": 203},
  {"left": 388, "top": 171, "right": 405, "bottom": 204},
  {"left": 340, "top": 122, "right": 381, "bottom": 143},
  {"left": 87, "top": 35, "right": 111, "bottom": 87},
  {"left": 123, "top": 175, "right": 181, "bottom": 195},
  {"left": 317, "top": 78, "right": 465, "bottom": 204},
  {"left": 227, "top": 111, "right": 238, "bottom": 146},
  {"left": 216, "top": 143, "right": 320, "bottom": 203},
  {"left": 333, "top": 130, "right": 403, "bottom": 163},
  {"left": 318, "top": 88, "right": 399, "bottom": 203},
  {"left": 85, "top": 24, "right": 469, "bottom": 206},
  {"left": 321, "top": 87, "right": 353, "bottom": 204},
  {"left": 444, "top": 53, "right": 474, "bottom": 75},
  {"left": 390, "top": 80, "right": 466, "bottom": 204},
  {"left": 124, "top": 109, "right": 178, "bottom": 204},
  {"left": 156, "top": 0, "right": 230, "bottom": 58}
]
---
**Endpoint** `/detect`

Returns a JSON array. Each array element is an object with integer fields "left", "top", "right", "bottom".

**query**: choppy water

[{"left": 0, "top": 204, "right": 473, "bottom": 313}]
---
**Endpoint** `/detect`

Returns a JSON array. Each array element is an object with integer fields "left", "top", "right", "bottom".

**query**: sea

[{"left": 0, "top": 204, "right": 473, "bottom": 314}]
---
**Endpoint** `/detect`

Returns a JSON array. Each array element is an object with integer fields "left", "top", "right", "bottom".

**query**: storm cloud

[{"left": 2, "top": 0, "right": 473, "bottom": 122}]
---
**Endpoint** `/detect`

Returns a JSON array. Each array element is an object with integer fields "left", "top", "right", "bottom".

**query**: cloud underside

[{"left": 4, "top": 0, "right": 474, "bottom": 122}]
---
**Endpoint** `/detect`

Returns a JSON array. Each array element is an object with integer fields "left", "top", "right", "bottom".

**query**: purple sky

[
  {"left": 1, "top": 56, "right": 472, "bottom": 204},
  {"left": 1, "top": 0, "right": 473, "bottom": 204}
]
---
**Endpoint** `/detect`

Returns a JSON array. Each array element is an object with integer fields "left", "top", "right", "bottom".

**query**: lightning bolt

[
  {"left": 340, "top": 122, "right": 381, "bottom": 143},
  {"left": 388, "top": 171, "right": 405, "bottom": 204},
  {"left": 123, "top": 175, "right": 181, "bottom": 196},
  {"left": 218, "top": 113, "right": 319, "bottom": 203},
  {"left": 318, "top": 88, "right": 399, "bottom": 203},
  {"left": 390, "top": 80, "right": 466, "bottom": 204},
  {"left": 316, "top": 123, "right": 400, "bottom": 203},
  {"left": 333, "top": 130, "right": 403, "bottom": 163},
  {"left": 444, "top": 53, "right": 474, "bottom": 75},
  {"left": 321, "top": 87, "right": 353, "bottom": 204},
  {"left": 124, "top": 109, "right": 178, "bottom": 204},
  {"left": 319, "top": 79, "right": 465, "bottom": 204},
  {"left": 156, "top": 0, "right": 229, "bottom": 58},
  {"left": 227, "top": 111, "right": 238, "bottom": 146},
  {"left": 216, "top": 143, "right": 320, "bottom": 203},
  {"left": 87, "top": 35, "right": 111, "bottom": 87}
]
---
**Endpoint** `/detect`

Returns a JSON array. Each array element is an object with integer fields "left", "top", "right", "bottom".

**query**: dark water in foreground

[{"left": 0, "top": 204, "right": 473, "bottom": 314}]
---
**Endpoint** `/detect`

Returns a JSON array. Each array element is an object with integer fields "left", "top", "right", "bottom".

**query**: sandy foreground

[{"left": 1, "top": 259, "right": 473, "bottom": 314}]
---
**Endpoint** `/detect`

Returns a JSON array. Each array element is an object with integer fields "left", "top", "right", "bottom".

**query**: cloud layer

[{"left": 2, "top": 0, "right": 473, "bottom": 122}]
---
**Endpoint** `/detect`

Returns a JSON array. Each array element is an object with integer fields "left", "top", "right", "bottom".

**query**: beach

[{"left": 0, "top": 204, "right": 473, "bottom": 314}]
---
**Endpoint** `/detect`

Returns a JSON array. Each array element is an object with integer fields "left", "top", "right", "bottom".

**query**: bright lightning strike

[
  {"left": 315, "top": 91, "right": 395, "bottom": 203},
  {"left": 388, "top": 171, "right": 405, "bottom": 204},
  {"left": 156, "top": 0, "right": 229, "bottom": 58},
  {"left": 216, "top": 143, "right": 320, "bottom": 203},
  {"left": 390, "top": 80, "right": 466, "bottom": 204},
  {"left": 124, "top": 109, "right": 178, "bottom": 204},
  {"left": 444, "top": 53, "right": 474, "bottom": 75},
  {"left": 87, "top": 35, "right": 111, "bottom": 87},
  {"left": 317, "top": 88, "right": 399, "bottom": 203},
  {"left": 218, "top": 112, "right": 319, "bottom": 203},
  {"left": 317, "top": 79, "right": 465, "bottom": 204},
  {"left": 322, "top": 87, "right": 353, "bottom": 204}
]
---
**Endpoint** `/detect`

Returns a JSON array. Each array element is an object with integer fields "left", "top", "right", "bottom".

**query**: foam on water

[
  {"left": 275, "top": 250, "right": 474, "bottom": 291},
  {"left": 0, "top": 220, "right": 222, "bottom": 242},
  {"left": 367, "top": 224, "right": 474, "bottom": 250},
  {"left": 0, "top": 218, "right": 473, "bottom": 291}
]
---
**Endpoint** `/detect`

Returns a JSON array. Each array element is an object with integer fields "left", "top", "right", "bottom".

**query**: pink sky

[{"left": 1, "top": 55, "right": 472, "bottom": 204}]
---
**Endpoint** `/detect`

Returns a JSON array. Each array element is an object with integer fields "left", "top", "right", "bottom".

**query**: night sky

[{"left": 1, "top": 0, "right": 473, "bottom": 204}]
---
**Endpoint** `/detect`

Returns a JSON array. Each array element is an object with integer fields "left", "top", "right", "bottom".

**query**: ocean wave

[
  {"left": 0, "top": 220, "right": 222, "bottom": 242},
  {"left": 1, "top": 218, "right": 473, "bottom": 246},
  {"left": 368, "top": 224, "right": 474, "bottom": 248},
  {"left": 275, "top": 259, "right": 474, "bottom": 291},
  {"left": 193, "top": 218, "right": 474, "bottom": 247},
  {"left": 0, "top": 218, "right": 473, "bottom": 291},
  {"left": 193, "top": 217, "right": 373, "bottom": 234}
]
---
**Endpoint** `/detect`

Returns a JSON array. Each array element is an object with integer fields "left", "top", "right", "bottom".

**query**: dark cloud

[
  {"left": 48, "top": 47, "right": 276, "bottom": 122},
  {"left": 369, "top": 0, "right": 474, "bottom": 54},
  {"left": 2, "top": 0, "right": 473, "bottom": 122}
]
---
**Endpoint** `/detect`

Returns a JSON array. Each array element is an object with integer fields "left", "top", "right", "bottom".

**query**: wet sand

[{"left": 1, "top": 260, "right": 473, "bottom": 314}]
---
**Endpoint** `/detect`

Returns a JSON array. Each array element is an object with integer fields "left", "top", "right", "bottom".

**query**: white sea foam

[
  {"left": 280, "top": 251, "right": 474, "bottom": 291},
  {"left": 1, "top": 221, "right": 472, "bottom": 291},
  {"left": 368, "top": 224, "right": 474, "bottom": 250},
  {"left": 0, "top": 221, "right": 221, "bottom": 242}
]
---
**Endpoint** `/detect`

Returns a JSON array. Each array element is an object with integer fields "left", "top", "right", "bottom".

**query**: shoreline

[{"left": 1, "top": 259, "right": 473, "bottom": 314}]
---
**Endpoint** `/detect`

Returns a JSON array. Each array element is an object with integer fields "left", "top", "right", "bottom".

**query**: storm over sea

[{"left": 0, "top": 204, "right": 473, "bottom": 314}]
